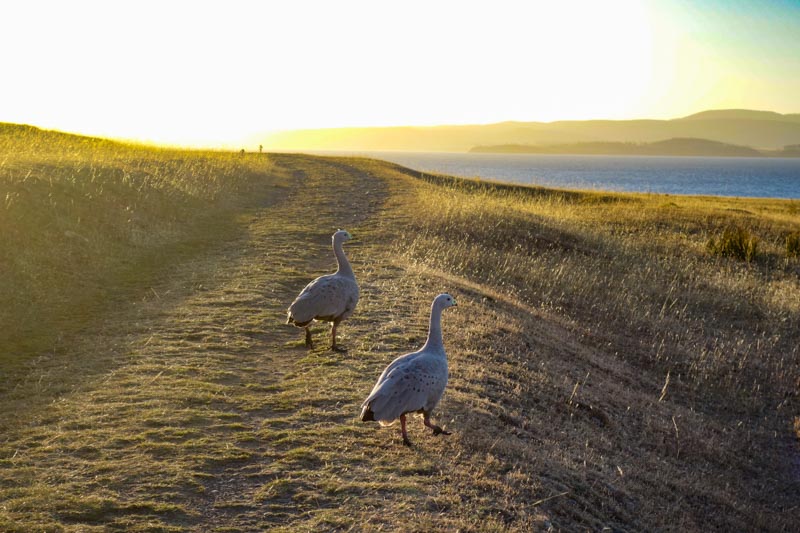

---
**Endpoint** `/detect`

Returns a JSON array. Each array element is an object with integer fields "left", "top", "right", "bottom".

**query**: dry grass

[
  {"left": 0, "top": 123, "right": 290, "bottom": 374},
  {"left": 787, "top": 231, "right": 800, "bottom": 257},
  {"left": 1, "top": 133, "right": 799, "bottom": 532},
  {"left": 707, "top": 225, "right": 760, "bottom": 262},
  {"left": 400, "top": 171, "right": 800, "bottom": 406}
]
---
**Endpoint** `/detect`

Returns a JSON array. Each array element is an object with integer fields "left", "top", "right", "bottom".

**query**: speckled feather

[
  {"left": 363, "top": 349, "right": 448, "bottom": 425},
  {"left": 287, "top": 274, "right": 359, "bottom": 325}
]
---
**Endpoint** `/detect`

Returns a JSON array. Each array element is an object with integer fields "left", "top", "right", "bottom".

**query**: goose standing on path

[
  {"left": 286, "top": 230, "right": 359, "bottom": 351},
  {"left": 360, "top": 293, "right": 457, "bottom": 446}
]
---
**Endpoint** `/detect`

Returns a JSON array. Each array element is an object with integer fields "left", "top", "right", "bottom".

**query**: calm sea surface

[{"left": 325, "top": 151, "right": 800, "bottom": 199}]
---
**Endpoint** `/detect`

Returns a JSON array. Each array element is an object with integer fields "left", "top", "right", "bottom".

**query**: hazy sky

[{"left": 1, "top": 0, "right": 798, "bottom": 146}]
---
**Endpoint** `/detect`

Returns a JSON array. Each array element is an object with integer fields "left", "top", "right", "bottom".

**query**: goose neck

[
  {"left": 333, "top": 239, "right": 354, "bottom": 279},
  {"left": 423, "top": 304, "right": 444, "bottom": 351}
]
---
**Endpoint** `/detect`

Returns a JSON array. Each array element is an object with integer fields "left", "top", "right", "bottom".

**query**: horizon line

[{"left": 5, "top": 107, "right": 800, "bottom": 150}]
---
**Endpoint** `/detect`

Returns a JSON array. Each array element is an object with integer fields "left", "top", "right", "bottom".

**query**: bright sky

[{"left": 1, "top": 0, "right": 798, "bottom": 147}]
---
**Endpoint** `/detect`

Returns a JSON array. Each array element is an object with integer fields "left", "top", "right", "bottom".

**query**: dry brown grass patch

[{"left": 2, "top": 148, "right": 798, "bottom": 531}]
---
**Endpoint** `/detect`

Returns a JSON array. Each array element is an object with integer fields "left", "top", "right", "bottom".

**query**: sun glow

[{"left": 1, "top": 1, "right": 798, "bottom": 147}]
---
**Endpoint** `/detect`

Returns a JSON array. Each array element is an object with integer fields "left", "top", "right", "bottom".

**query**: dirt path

[
  {"left": 1, "top": 154, "right": 492, "bottom": 531},
  {"left": 2, "top": 154, "right": 797, "bottom": 532}
]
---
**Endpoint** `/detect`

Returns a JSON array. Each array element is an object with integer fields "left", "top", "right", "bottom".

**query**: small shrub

[
  {"left": 786, "top": 232, "right": 800, "bottom": 258},
  {"left": 707, "top": 226, "right": 759, "bottom": 262}
]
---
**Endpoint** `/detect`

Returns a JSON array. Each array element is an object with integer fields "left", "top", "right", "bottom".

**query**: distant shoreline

[
  {"left": 349, "top": 150, "right": 800, "bottom": 200},
  {"left": 470, "top": 137, "right": 800, "bottom": 158}
]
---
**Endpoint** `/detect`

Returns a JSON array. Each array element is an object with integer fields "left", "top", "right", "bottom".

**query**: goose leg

[
  {"left": 400, "top": 414, "right": 412, "bottom": 447},
  {"left": 304, "top": 327, "right": 313, "bottom": 348},
  {"left": 423, "top": 412, "right": 451, "bottom": 436},
  {"left": 330, "top": 318, "right": 347, "bottom": 352}
]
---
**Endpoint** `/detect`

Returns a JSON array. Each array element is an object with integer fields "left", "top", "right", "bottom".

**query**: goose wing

[
  {"left": 362, "top": 353, "right": 447, "bottom": 423},
  {"left": 288, "top": 274, "right": 358, "bottom": 324}
]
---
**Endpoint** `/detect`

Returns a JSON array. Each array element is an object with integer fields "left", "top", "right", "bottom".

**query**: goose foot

[
  {"left": 423, "top": 413, "right": 450, "bottom": 436},
  {"left": 331, "top": 344, "right": 348, "bottom": 353}
]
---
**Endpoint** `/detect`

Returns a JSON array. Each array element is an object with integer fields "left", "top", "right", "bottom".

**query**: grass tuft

[
  {"left": 786, "top": 231, "right": 800, "bottom": 258},
  {"left": 707, "top": 225, "right": 760, "bottom": 262}
]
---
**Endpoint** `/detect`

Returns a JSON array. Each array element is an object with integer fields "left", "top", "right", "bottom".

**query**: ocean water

[{"left": 336, "top": 151, "right": 800, "bottom": 199}]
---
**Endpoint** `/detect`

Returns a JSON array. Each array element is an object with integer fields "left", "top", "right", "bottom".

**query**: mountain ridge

[
  {"left": 260, "top": 109, "right": 800, "bottom": 152},
  {"left": 679, "top": 109, "right": 800, "bottom": 122}
]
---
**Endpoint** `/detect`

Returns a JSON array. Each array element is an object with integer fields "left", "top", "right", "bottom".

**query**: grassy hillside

[
  {"left": 0, "top": 123, "right": 289, "bottom": 374},
  {"left": 400, "top": 169, "right": 800, "bottom": 401},
  {"left": 259, "top": 109, "right": 800, "bottom": 152},
  {"left": 1, "top": 130, "right": 799, "bottom": 531}
]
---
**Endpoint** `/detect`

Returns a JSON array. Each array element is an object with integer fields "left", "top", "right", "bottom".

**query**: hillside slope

[
  {"left": 1, "top": 138, "right": 798, "bottom": 530},
  {"left": 0, "top": 122, "right": 287, "bottom": 368},
  {"left": 259, "top": 109, "right": 800, "bottom": 152}
]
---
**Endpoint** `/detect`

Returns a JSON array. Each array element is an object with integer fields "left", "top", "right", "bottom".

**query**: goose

[
  {"left": 360, "top": 293, "right": 457, "bottom": 446},
  {"left": 287, "top": 229, "right": 359, "bottom": 351}
]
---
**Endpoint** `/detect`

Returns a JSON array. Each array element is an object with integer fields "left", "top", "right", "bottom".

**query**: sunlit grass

[
  {"left": 1, "top": 138, "right": 798, "bottom": 531},
  {"left": 400, "top": 173, "right": 800, "bottom": 404},
  {"left": 707, "top": 225, "right": 760, "bottom": 262},
  {"left": 0, "top": 123, "right": 290, "bottom": 373}
]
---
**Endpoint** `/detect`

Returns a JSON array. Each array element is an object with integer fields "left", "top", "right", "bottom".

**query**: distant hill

[
  {"left": 678, "top": 109, "right": 800, "bottom": 123},
  {"left": 781, "top": 144, "right": 800, "bottom": 156},
  {"left": 260, "top": 109, "right": 800, "bottom": 152},
  {"left": 677, "top": 109, "right": 800, "bottom": 123},
  {"left": 0, "top": 122, "right": 121, "bottom": 148},
  {"left": 470, "top": 137, "right": 767, "bottom": 157}
]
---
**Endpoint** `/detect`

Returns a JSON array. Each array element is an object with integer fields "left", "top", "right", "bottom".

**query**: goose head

[
  {"left": 434, "top": 293, "right": 457, "bottom": 310},
  {"left": 333, "top": 229, "right": 353, "bottom": 244}
]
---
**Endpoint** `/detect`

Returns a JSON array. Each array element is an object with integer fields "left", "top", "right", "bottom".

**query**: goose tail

[{"left": 360, "top": 404, "right": 375, "bottom": 422}]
